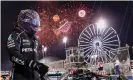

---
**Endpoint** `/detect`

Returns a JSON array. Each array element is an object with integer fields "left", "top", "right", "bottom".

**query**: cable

[
  {"left": 119, "top": 1, "right": 129, "bottom": 37},
  {"left": 97, "top": 1, "right": 103, "bottom": 17},
  {"left": 90, "top": 1, "right": 103, "bottom": 24},
  {"left": 92, "top": 0, "right": 96, "bottom": 10},
  {"left": 124, "top": 8, "right": 133, "bottom": 44},
  {"left": 90, "top": 0, "right": 96, "bottom": 17}
]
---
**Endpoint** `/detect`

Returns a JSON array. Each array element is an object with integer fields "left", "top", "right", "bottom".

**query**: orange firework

[
  {"left": 35, "top": 2, "right": 95, "bottom": 46},
  {"left": 53, "top": 14, "right": 60, "bottom": 22}
]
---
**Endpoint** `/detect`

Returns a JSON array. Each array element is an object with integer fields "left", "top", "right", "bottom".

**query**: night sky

[{"left": 1, "top": 1, "right": 133, "bottom": 71}]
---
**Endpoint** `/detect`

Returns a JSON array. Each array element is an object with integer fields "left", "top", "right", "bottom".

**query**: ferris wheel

[{"left": 78, "top": 23, "right": 120, "bottom": 65}]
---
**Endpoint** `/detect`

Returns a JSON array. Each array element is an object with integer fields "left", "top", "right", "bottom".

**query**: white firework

[{"left": 78, "top": 24, "right": 120, "bottom": 65}]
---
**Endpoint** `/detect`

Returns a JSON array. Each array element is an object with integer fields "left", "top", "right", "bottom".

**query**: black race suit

[{"left": 7, "top": 27, "right": 41, "bottom": 80}]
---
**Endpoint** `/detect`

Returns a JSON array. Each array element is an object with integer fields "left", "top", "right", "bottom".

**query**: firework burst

[{"left": 35, "top": 2, "right": 95, "bottom": 46}]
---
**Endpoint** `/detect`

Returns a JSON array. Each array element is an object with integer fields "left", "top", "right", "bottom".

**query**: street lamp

[
  {"left": 44, "top": 47, "right": 47, "bottom": 57},
  {"left": 91, "top": 55, "right": 97, "bottom": 58},
  {"left": 44, "top": 47, "right": 47, "bottom": 65},
  {"left": 96, "top": 18, "right": 106, "bottom": 29},
  {"left": 63, "top": 36, "right": 68, "bottom": 62},
  {"left": 91, "top": 55, "right": 98, "bottom": 65},
  {"left": 42, "top": 45, "right": 47, "bottom": 59},
  {"left": 44, "top": 47, "right": 47, "bottom": 52},
  {"left": 63, "top": 36, "right": 68, "bottom": 49}
]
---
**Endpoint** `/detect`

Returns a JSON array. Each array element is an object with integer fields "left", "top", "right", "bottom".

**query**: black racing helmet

[{"left": 18, "top": 9, "right": 40, "bottom": 35}]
